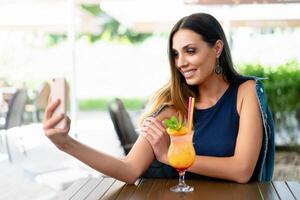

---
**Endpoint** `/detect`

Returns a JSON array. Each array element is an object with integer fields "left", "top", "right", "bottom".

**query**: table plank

[
  {"left": 115, "top": 180, "right": 140, "bottom": 200},
  {"left": 71, "top": 177, "right": 104, "bottom": 200},
  {"left": 231, "top": 182, "right": 262, "bottom": 199},
  {"left": 257, "top": 182, "right": 280, "bottom": 200},
  {"left": 145, "top": 179, "right": 169, "bottom": 200},
  {"left": 128, "top": 178, "right": 155, "bottom": 200},
  {"left": 100, "top": 179, "right": 126, "bottom": 200},
  {"left": 190, "top": 180, "right": 233, "bottom": 200},
  {"left": 286, "top": 181, "right": 300, "bottom": 199},
  {"left": 161, "top": 179, "right": 192, "bottom": 200},
  {"left": 273, "top": 181, "right": 296, "bottom": 200},
  {"left": 57, "top": 178, "right": 91, "bottom": 200},
  {"left": 157, "top": 179, "right": 211, "bottom": 200}
]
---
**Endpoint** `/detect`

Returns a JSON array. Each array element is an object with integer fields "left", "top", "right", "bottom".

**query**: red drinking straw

[
  {"left": 187, "top": 96, "right": 195, "bottom": 130},
  {"left": 187, "top": 96, "right": 192, "bottom": 129}
]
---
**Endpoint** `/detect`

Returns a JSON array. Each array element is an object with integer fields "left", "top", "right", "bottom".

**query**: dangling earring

[{"left": 215, "top": 58, "right": 223, "bottom": 75}]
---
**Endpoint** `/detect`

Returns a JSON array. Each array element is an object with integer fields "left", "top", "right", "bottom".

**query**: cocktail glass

[{"left": 167, "top": 130, "right": 195, "bottom": 192}]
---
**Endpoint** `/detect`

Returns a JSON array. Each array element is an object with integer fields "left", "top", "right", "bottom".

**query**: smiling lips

[{"left": 182, "top": 69, "right": 196, "bottom": 79}]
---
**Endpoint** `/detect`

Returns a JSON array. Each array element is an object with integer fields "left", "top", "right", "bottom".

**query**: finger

[
  {"left": 146, "top": 117, "right": 165, "bottom": 133},
  {"left": 148, "top": 117, "right": 164, "bottom": 128},
  {"left": 142, "top": 131, "right": 155, "bottom": 145},
  {"left": 144, "top": 122, "right": 163, "bottom": 138},
  {"left": 143, "top": 128, "right": 162, "bottom": 146},
  {"left": 43, "top": 113, "right": 64, "bottom": 130},
  {"left": 55, "top": 117, "right": 71, "bottom": 133},
  {"left": 141, "top": 125, "right": 158, "bottom": 138},
  {"left": 44, "top": 99, "right": 60, "bottom": 121},
  {"left": 140, "top": 126, "right": 149, "bottom": 133},
  {"left": 44, "top": 128, "right": 68, "bottom": 137},
  {"left": 161, "top": 120, "right": 166, "bottom": 128}
]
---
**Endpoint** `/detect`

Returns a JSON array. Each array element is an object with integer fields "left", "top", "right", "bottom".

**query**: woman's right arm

[{"left": 43, "top": 100, "right": 155, "bottom": 184}]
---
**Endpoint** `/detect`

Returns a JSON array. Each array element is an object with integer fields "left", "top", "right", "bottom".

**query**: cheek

[
  {"left": 194, "top": 52, "right": 215, "bottom": 69},
  {"left": 190, "top": 55, "right": 209, "bottom": 68}
]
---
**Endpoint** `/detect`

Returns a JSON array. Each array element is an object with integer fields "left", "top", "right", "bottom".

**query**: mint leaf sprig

[{"left": 164, "top": 115, "right": 186, "bottom": 131}]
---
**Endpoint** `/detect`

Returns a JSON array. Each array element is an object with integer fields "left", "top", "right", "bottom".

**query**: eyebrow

[{"left": 172, "top": 43, "right": 196, "bottom": 51}]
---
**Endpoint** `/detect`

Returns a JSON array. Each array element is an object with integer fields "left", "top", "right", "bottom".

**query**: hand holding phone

[{"left": 50, "top": 77, "right": 67, "bottom": 129}]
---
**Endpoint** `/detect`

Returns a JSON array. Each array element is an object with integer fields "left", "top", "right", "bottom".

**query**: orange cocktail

[
  {"left": 167, "top": 128, "right": 195, "bottom": 172},
  {"left": 166, "top": 126, "right": 195, "bottom": 192}
]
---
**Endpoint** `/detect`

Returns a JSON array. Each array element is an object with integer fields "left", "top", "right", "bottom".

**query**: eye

[{"left": 186, "top": 47, "right": 196, "bottom": 55}]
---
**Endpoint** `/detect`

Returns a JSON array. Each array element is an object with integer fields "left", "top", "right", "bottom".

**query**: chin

[{"left": 185, "top": 78, "right": 200, "bottom": 86}]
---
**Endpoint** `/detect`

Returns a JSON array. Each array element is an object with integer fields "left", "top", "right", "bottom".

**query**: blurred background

[{"left": 0, "top": 0, "right": 299, "bottom": 199}]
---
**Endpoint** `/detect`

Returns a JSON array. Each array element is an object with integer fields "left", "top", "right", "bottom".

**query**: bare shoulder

[
  {"left": 154, "top": 106, "right": 177, "bottom": 122},
  {"left": 237, "top": 80, "right": 257, "bottom": 114},
  {"left": 238, "top": 80, "right": 256, "bottom": 96}
]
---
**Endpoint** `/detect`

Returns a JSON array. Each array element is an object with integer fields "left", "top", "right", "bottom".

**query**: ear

[{"left": 215, "top": 40, "right": 224, "bottom": 58}]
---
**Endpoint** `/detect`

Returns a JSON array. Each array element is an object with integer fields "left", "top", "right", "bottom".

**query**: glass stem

[{"left": 178, "top": 171, "right": 186, "bottom": 187}]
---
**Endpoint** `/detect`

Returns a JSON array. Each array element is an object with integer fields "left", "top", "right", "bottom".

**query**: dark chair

[
  {"left": 108, "top": 98, "right": 138, "bottom": 155},
  {"left": 0, "top": 89, "right": 28, "bottom": 162}
]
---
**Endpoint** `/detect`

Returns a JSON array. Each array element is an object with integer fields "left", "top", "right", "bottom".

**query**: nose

[{"left": 176, "top": 55, "right": 188, "bottom": 69}]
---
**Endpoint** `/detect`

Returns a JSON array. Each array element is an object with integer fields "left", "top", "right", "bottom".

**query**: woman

[{"left": 43, "top": 13, "right": 274, "bottom": 183}]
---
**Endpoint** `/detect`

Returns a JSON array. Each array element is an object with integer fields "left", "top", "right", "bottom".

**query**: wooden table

[{"left": 58, "top": 177, "right": 300, "bottom": 200}]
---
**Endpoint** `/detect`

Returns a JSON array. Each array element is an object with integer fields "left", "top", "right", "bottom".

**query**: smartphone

[{"left": 50, "top": 77, "right": 67, "bottom": 129}]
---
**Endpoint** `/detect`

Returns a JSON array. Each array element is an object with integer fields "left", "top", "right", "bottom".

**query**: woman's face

[{"left": 172, "top": 29, "right": 218, "bottom": 85}]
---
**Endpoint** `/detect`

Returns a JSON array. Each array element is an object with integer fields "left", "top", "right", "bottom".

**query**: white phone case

[{"left": 51, "top": 77, "right": 67, "bottom": 129}]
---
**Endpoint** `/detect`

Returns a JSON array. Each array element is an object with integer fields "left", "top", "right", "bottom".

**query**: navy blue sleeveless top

[
  {"left": 142, "top": 83, "right": 240, "bottom": 179},
  {"left": 193, "top": 83, "right": 239, "bottom": 157}
]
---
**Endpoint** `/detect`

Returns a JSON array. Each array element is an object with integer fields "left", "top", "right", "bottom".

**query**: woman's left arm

[{"left": 189, "top": 80, "right": 263, "bottom": 183}]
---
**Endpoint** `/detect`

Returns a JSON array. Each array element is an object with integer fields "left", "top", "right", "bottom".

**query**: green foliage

[
  {"left": 81, "top": 4, "right": 152, "bottom": 44},
  {"left": 240, "top": 60, "right": 300, "bottom": 134},
  {"left": 79, "top": 97, "right": 146, "bottom": 111},
  {"left": 46, "top": 4, "right": 152, "bottom": 46},
  {"left": 46, "top": 34, "right": 67, "bottom": 46},
  {"left": 79, "top": 98, "right": 110, "bottom": 110},
  {"left": 81, "top": 4, "right": 101, "bottom": 16},
  {"left": 122, "top": 98, "right": 146, "bottom": 110}
]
